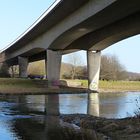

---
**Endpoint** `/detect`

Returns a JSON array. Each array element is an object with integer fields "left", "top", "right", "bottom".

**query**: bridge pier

[
  {"left": 87, "top": 51, "right": 101, "bottom": 91},
  {"left": 46, "top": 50, "right": 62, "bottom": 87},
  {"left": 18, "top": 56, "right": 28, "bottom": 78}
]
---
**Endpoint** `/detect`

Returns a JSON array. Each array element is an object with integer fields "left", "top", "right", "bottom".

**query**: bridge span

[{"left": 0, "top": 0, "right": 140, "bottom": 91}]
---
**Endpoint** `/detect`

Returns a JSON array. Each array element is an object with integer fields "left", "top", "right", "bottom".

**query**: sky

[
  {"left": 63, "top": 35, "right": 140, "bottom": 73},
  {"left": 0, "top": 0, "right": 55, "bottom": 50},
  {"left": 0, "top": 0, "right": 140, "bottom": 73}
]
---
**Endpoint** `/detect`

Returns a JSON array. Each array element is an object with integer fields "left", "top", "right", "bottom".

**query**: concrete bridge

[{"left": 0, "top": 0, "right": 140, "bottom": 91}]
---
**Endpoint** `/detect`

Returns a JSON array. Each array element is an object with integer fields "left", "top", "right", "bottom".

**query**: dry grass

[
  {"left": 99, "top": 80, "right": 140, "bottom": 92},
  {"left": 0, "top": 78, "right": 140, "bottom": 94},
  {"left": 0, "top": 78, "right": 88, "bottom": 94},
  {"left": 65, "top": 79, "right": 140, "bottom": 92},
  {"left": 0, "top": 78, "right": 47, "bottom": 94}
]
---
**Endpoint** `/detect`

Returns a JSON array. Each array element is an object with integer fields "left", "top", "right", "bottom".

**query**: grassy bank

[
  {"left": 0, "top": 78, "right": 46, "bottom": 93},
  {"left": 0, "top": 78, "right": 88, "bottom": 94},
  {"left": 66, "top": 79, "right": 140, "bottom": 92},
  {"left": 99, "top": 80, "right": 140, "bottom": 92},
  {"left": 0, "top": 78, "right": 140, "bottom": 94}
]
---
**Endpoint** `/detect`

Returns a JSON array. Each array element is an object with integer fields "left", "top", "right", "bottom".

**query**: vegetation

[
  {"left": 99, "top": 80, "right": 140, "bottom": 92},
  {"left": 0, "top": 78, "right": 37, "bottom": 87},
  {"left": 61, "top": 53, "right": 87, "bottom": 79},
  {"left": 0, "top": 78, "right": 140, "bottom": 93},
  {"left": 0, "top": 78, "right": 88, "bottom": 94},
  {"left": 0, "top": 78, "right": 48, "bottom": 94},
  {"left": 134, "top": 97, "right": 140, "bottom": 119},
  {"left": 0, "top": 54, "right": 140, "bottom": 82},
  {"left": 100, "top": 54, "right": 126, "bottom": 80},
  {"left": 64, "top": 79, "right": 140, "bottom": 92},
  {"left": 28, "top": 60, "right": 46, "bottom": 75},
  {"left": 9, "top": 65, "right": 19, "bottom": 77},
  {"left": 62, "top": 54, "right": 140, "bottom": 81}
]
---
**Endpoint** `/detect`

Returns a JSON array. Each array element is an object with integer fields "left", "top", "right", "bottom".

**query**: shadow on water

[{"left": 0, "top": 92, "right": 140, "bottom": 139}]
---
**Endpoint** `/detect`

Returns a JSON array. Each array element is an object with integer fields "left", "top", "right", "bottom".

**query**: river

[{"left": 0, "top": 92, "right": 139, "bottom": 139}]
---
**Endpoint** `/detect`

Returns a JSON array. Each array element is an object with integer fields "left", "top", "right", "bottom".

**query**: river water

[{"left": 0, "top": 92, "right": 140, "bottom": 139}]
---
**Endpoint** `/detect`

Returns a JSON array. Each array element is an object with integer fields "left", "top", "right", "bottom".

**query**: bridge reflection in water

[
  {"left": 9, "top": 94, "right": 98, "bottom": 140},
  {"left": 0, "top": 92, "right": 139, "bottom": 139},
  {"left": 87, "top": 93, "right": 100, "bottom": 117}
]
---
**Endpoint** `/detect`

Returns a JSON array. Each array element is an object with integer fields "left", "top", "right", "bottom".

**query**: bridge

[{"left": 0, "top": 0, "right": 140, "bottom": 91}]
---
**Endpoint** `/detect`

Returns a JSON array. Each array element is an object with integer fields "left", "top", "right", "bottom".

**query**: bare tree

[
  {"left": 9, "top": 65, "right": 19, "bottom": 77},
  {"left": 28, "top": 60, "right": 45, "bottom": 75},
  {"left": 100, "top": 54, "right": 126, "bottom": 80},
  {"left": 67, "top": 53, "right": 84, "bottom": 79}
]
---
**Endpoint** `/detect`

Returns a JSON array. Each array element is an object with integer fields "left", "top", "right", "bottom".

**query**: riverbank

[
  {"left": 61, "top": 114, "right": 140, "bottom": 140},
  {"left": 99, "top": 80, "right": 140, "bottom": 93},
  {"left": 0, "top": 78, "right": 88, "bottom": 95},
  {"left": 0, "top": 78, "right": 139, "bottom": 139},
  {"left": 66, "top": 79, "right": 140, "bottom": 93},
  {"left": 0, "top": 78, "right": 140, "bottom": 94}
]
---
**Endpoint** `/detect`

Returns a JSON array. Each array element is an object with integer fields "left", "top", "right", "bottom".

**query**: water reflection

[
  {"left": 88, "top": 92, "right": 140, "bottom": 118},
  {"left": 43, "top": 95, "right": 97, "bottom": 140},
  {"left": 0, "top": 92, "right": 140, "bottom": 139},
  {"left": 59, "top": 94, "right": 88, "bottom": 114},
  {"left": 10, "top": 94, "right": 96, "bottom": 140},
  {"left": 87, "top": 93, "right": 100, "bottom": 116},
  {"left": 88, "top": 93, "right": 123, "bottom": 118}
]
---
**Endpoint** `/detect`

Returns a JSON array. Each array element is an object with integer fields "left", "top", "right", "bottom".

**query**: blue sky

[
  {"left": 0, "top": 0, "right": 140, "bottom": 73},
  {"left": 0, "top": 0, "right": 55, "bottom": 49},
  {"left": 102, "top": 35, "right": 140, "bottom": 73},
  {"left": 63, "top": 35, "right": 140, "bottom": 73}
]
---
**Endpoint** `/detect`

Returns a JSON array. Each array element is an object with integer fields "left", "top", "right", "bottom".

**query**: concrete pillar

[
  {"left": 46, "top": 50, "right": 62, "bottom": 87},
  {"left": 18, "top": 56, "right": 28, "bottom": 78},
  {"left": 87, "top": 51, "right": 101, "bottom": 91}
]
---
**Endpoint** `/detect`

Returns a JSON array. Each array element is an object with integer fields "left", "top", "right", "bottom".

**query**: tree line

[
  {"left": 61, "top": 54, "right": 140, "bottom": 81},
  {"left": 0, "top": 54, "right": 140, "bottom": 81}
]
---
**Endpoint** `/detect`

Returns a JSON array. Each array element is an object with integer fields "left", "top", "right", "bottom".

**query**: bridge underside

[
  {"left": 48, "top": 10, "right": 140, "bottom": 51},
  {"left": 4, "top": 10, "right": 140, "bottom": 65},
  {"left": 2, "top": 13, "right": 140, "bottom": 91}
]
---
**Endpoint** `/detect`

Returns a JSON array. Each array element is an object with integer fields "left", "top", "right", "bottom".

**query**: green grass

[
  {"left": 65, "top": 79, "right": 88, "bottom": 87},
  {"left": 0, "top": 78, "right": 140, "bottom": 93},
  {"left": 99, "top": 80, "right": 140, "bottom": 91},
  {"left": 0, "top": 78, "right": 48, "bottom": 93},
  {"left": 66, "top": 79, "right": 140, "bottom": 92},
  {"left": 0, "top": 78, "right": 36, "bottom": 87}
]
